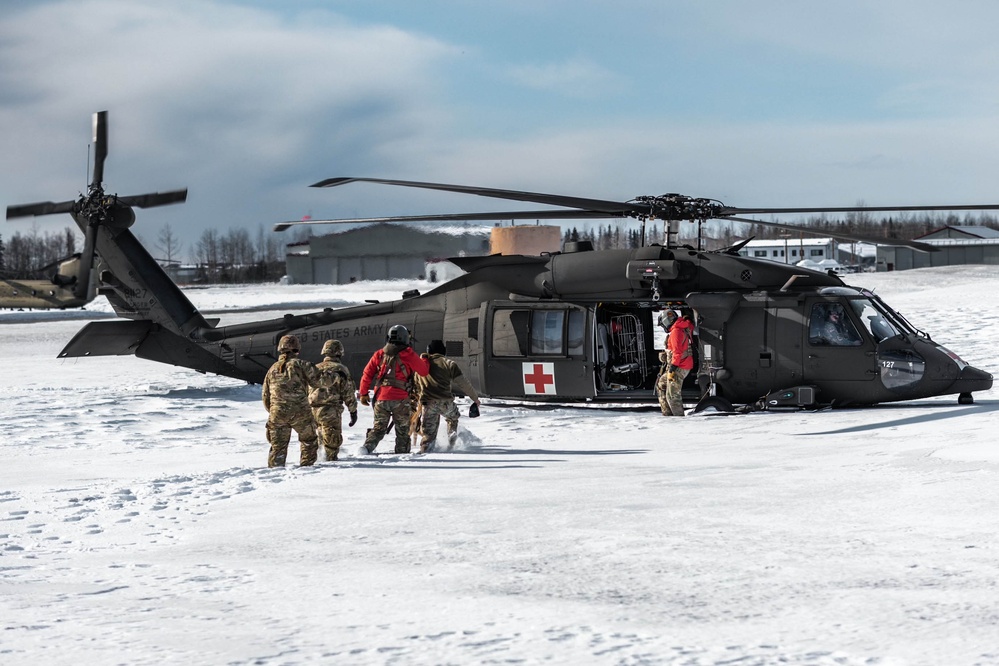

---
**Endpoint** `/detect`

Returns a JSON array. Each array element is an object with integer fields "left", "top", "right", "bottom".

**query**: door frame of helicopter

[{"left": 474, "top": 298, "right": 704, "bottom": 403}]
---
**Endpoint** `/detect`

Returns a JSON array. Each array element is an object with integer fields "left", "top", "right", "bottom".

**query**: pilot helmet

[
  {"left": 386, "top": 324, "right": 411, "bottom": 346},
  {"left": 427, "top": 339, "right": 446, "bottom": 355},
  {"left": 658, "top": 310, "right": 678, "bottom": 331}
]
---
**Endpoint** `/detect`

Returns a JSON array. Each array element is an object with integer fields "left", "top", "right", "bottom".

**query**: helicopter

[
  {"left": 6, "top": 112, "right": 994, "bottom": 412},
  {"left": 0, "top": 253, "right": 98, "bottom": 310},
  {"left": 3, "top": 111, "right": 186, "bottom": 310}
]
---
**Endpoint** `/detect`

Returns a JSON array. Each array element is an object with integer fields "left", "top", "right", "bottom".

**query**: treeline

[
  {"left": 0, "top": 227, "right": 77, "bottom": 277},
  {"left": 563, "top": 225, "right": 646, "bottom": 249},
  {"left": 186, "top": 225, "right": 287, "bottom": 283},
  {"left": 0, "top": 224, "right": 292, "bottom": 284},
  {"left": 563, "top": 212, "right": 999, "bottom": 250}
]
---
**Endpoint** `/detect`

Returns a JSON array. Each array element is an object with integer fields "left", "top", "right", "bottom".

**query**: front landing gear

[{"left": 958, "top": 392, "right": 974, "bottom": 405}]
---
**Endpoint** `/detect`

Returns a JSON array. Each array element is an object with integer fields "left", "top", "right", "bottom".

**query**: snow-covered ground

[{"left": 2, "top": 267, "right": 998, "bottom": 665}]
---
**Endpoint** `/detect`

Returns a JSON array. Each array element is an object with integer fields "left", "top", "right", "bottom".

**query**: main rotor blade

[
  {"left": 6, "top": 199, "right": 77, "bottom": 219},
  {"left": 311, "top": 177, "right": 651, "bottom": 216},
  {"left": 274, "top": 209, "right": 615, "bottom": 232},
  {"left": 726, "top": 216, "right": 939, "bottom": 253},
  {"left": 118, "top": 189, "right": 188, "bottom": 209},
  {"left": 91, "top": 111, "right": 108, "bottom": 188},
  {"left": 721, "top": 203, "right": 999, "bottom": 216}
]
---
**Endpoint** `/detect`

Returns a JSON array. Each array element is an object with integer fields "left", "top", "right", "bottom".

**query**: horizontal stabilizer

[{"left": 59, "top": 320, "right": 154, "bottom": 358}]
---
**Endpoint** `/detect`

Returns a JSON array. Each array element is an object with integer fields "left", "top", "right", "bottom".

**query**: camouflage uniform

[
  {"left": 414, "top": 343, "right": 480, "bottom": 453},
  {"left": 309, "top": 340, "right": 358, "bottom": 462},
  {"left": 262, "top": 335, "right": 330, "bottom": 467}
]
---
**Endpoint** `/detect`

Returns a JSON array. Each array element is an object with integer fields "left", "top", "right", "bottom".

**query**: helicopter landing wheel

[
  {"left": 958, "top": 392, "right": 974, "bottom": 405},
  {"left": 693, "top": 395, "right": 735, "bottom": 414}
]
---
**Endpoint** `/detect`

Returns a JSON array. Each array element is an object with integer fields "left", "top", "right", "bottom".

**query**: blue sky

[{"left": 3, "top": 0, "right": 999, "bottom": 257}]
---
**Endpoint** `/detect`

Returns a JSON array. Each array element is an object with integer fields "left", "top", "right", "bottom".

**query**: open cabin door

[{"left": 479, "top": 300, "right": 595, "bottom": 400}]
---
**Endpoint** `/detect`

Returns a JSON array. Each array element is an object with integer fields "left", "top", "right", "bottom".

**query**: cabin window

[
  {"left": 491, "top": 307, "right": 585, "bottom": 357},
  {"left": 530, "top": 311, "right": 564, "bottom": 354},
  {"left": 492, "top": 310, "right": 530, "bottom": 356},
  {"left": 808, "top": 303, "right": 863, "bottom": 346},
  {"left": 754, "top": 250, "right": 767, "bottom": 257}
]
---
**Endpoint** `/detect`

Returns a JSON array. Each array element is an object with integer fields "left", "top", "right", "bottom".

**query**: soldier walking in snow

[
  {"left": 262, "top": 334, "right": 331, "bottom": 467},
  {"left": 309, "top": 339, "right": 358, "bottom": 462},
  {"left": 358, "top": 325, "right": 429, "bottom": 454},
  {"left": 413, "top": 339, "right": 481, "bottom": 453}
]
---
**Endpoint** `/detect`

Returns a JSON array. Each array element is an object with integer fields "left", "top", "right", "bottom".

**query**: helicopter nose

[{"left": 952, "top": 365, "right": 993, "bottom": 393}]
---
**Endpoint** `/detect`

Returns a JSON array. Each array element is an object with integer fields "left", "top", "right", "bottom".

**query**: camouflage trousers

[
  {"left": 312, "top": 404, "right": 345, "bottom": 461},
  {"left": 656, "top": 367, "right": 690, "bottom": 417},
  {"left": 419, "top": 399, "right": 460, "bottom": 452},
  {"left": 365, "top": 399, "right": 413, "bottom": 454},
  {"left": 267, "top": 407, "right": 318, "bottom": 467}
]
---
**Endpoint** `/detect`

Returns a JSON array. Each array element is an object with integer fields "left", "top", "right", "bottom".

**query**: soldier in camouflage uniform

[
  {"left": 413, "top": 339, "right": 481, "bottom": 453},
  {"left": 309, "top": 339, "right": 358, "bottom": 462},
  {"left": 262, "top": 334, "right": 330, "bottom": 467},
  {"left": 358, "top": 325, "right": 429, "bottom": 454}
]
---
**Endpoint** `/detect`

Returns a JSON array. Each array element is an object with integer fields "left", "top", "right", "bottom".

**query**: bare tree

[
  {"left": 156, "top": 224, "right": 184, "bottom": 264},
  {"left": 195, "top": 228, "right": 220, "bottom": 282}
]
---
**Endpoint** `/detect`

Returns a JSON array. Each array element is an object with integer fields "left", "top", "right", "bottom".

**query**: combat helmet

[
  {"left": 386, "top": 324, "right": 411, "bottom": 347},
  {"left": 322, "top": 339, "right": 344, "bottom": 358},
  {"left": 277, "top": 334, "right": 301, "bottom": 354}
]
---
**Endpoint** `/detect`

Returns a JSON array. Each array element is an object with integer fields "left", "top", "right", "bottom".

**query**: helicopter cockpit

[{"left": 813, "top": 286, "right": 917, "bottom": 343}]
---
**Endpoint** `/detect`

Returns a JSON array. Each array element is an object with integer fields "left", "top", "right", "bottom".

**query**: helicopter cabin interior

[{"left": 479, "top": 299, "right": 700, "bottom": 401}]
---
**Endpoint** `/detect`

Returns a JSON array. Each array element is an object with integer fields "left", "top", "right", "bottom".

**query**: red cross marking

[{"left": 523, "top": 363, "right": 555, "bottom": 394}]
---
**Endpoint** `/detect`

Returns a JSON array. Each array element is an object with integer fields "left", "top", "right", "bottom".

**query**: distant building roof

[{"left": 917, "top": 225, "right": 999, "bottom": 240}]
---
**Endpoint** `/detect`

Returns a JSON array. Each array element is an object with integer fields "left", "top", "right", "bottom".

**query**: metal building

[
  {"left": 285, "top": 223, "right": 491, "bottom": 284},
  {"left": 877, "top": 225, "right": 999, "bottom": 271}
]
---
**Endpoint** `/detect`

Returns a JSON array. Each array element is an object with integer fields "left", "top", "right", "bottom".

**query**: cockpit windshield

[{"left": 846, "top": 293, "right": 920, "bottom": 342}]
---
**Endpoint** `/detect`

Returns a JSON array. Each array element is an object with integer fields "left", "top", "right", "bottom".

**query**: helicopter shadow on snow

[
  {"left": 798, "top": 400, "right": 999, "bottom": 436},
  {"left": 474, "top": 445, "right": 648, "bottom": 458},
  {"left": 141, "top": 384, "right": 262, "bottom": 402}
]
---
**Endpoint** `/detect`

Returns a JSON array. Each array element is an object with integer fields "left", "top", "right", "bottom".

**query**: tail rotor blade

[
  {"left": 74, "top": 222, "right": 99, "bottom": 300},
  {"left": 6, "top": 200, "right": 77, "bottom": 219},
  {"left": 91, "top": 110, "right": 108, "bottom": 188}
]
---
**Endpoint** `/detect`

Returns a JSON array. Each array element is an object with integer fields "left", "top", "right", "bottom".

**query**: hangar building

[
  {"left": 284, "top": 223, "right": 562, "bottom": 284},
  {"left": 876, "top": 225, "right": 999, "bottom": 271}
]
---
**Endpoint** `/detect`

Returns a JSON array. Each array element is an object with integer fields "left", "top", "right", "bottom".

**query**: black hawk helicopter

[{"left": 6, "top": 112, "right": 994, "bottom": 412}]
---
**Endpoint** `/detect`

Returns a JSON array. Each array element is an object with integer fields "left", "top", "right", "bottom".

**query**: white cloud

[{"left": 505, "top": 56, "right": 623, "bottom": 98}]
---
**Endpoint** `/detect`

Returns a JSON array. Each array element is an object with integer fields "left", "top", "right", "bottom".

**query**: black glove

[
  {"left": 348, "top": 411, "right": 357, "bottom": 427},
  {"left": 468, "top": 402, "right": 480, "bottom": 418}
]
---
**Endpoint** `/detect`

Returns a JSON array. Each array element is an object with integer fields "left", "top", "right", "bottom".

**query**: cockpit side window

[{"left": 808, "top": 302, "right": 863, "bottom": 346}]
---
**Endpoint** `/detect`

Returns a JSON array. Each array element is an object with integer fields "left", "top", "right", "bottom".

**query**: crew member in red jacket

[
  {"left": 656, "top": 309, "right": 696, "bottom": 416},
  {"left": 358, "top": 324, "right": 430, "bottom": 454}
]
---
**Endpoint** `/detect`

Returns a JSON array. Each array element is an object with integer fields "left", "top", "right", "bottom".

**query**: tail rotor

[{"left": 5, "top": 110, "right": 188, "bottom": 299}]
